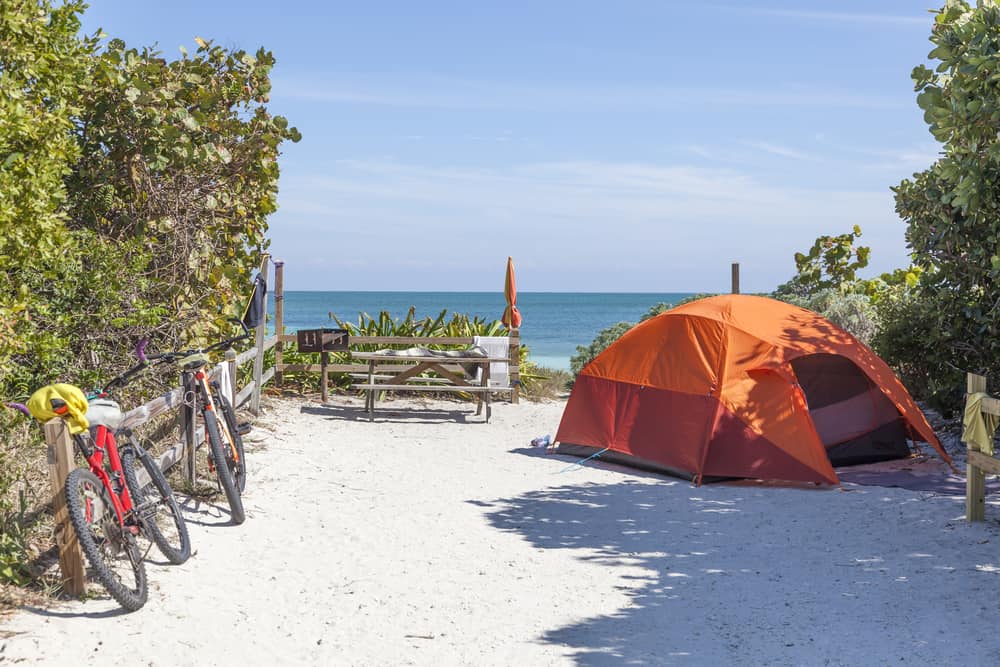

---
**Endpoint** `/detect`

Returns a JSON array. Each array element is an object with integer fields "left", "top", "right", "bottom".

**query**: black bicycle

[{"left": 138, "top": 321, "right": 251, "bottom": 524}]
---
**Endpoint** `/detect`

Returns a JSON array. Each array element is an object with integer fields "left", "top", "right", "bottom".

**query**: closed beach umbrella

[{"left": 502, "top": 256, "right": 522, "bottom": 328}]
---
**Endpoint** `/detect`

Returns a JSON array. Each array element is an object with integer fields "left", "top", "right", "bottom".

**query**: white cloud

[
  {"left": 743, "top": 141, "right": 817, "bottom": 161},
  {"left": 275, "top": 75, "right": 905, "bottom": 112},
  {"left": 729, "top": 7, "right": 929, "bottom": 27},
  {"left": 270, "top": 158, "right": 910, "bottom": 292}
]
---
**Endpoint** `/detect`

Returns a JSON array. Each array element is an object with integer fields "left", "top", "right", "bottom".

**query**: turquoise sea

[{"left": 271, "top": 291, "right": 696, "bottom": 370}]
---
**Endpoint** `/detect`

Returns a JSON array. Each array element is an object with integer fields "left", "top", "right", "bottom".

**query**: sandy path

[{"left": 3, "top": 395, "right": 1000, "bottom": 665}]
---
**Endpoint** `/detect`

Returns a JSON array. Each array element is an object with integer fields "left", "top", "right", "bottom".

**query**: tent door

[{"left": 789, "top": 354, "right": 910, "bottom": 466}]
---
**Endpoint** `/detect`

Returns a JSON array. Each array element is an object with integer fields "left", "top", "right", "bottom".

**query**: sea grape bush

[
  {"left": 893, "top": 1, "right": 1000, "bottom": 410},
  {"left": 773, "top": 226, "right": 871, "bottom": 299},
  {"left": 1, "top": 1, "right": 299, "bottom": 397},
  {"left": 68, "top": 36, "right": 301, "bottom": 346}
]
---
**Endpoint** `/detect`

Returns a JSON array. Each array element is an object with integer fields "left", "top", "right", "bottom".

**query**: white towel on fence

[
  {"left": 216, "top": 361, "right": 233, "bottom": 405},
  {"left": 473, "top": 336, "right": 509, "bottom": 388}
]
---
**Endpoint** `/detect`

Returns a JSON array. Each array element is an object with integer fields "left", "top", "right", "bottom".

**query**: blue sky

[{"left": 79, "top": 1, "right": 941, "bottom": 293}]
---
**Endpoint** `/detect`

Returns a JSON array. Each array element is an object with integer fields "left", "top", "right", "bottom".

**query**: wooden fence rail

[
  {"left": 41, "top": 257, "right": 280, "bottom": 596},
  {"left": 964, "top": 372, "right": 1000, "bottom": 521}
]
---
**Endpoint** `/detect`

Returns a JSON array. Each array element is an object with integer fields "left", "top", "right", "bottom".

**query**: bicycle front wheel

[
  {"left": 64, "top": 468, "right": 148, "bottom": 611},
  {"left": 121, "top": 443, "right": 191, "bottom": 565},
  {"left": 204, "top": 409, "right": 245, "bottom": 524},
  {"left": 212, "top": 387, "right": 247, "bottom": 493}
]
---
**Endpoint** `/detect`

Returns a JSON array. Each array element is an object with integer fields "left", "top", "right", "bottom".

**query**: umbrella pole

[{"left": 510, "top": 326, "right": 520, "bottom": 404}]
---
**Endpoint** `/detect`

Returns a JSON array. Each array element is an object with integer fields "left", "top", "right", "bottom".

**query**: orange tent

[{"left": 555, "top": 294, "right": 950, "bottom": 485}]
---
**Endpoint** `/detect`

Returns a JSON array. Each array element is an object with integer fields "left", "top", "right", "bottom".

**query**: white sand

[{"left": 3, "top": 394, "right": 1000, "bottom": 665}]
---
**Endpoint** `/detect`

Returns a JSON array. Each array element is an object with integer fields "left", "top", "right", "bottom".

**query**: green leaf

[{"left": 2, "top": 152, "right": 23, "bottom": 169}]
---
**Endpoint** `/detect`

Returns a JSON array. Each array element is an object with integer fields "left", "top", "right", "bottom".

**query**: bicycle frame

[{"left": 72, "top": 425, "right": 137, "bottom": 529}]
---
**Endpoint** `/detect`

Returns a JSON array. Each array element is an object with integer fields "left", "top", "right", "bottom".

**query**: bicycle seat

[
  {"left": 179, "top": 352, "right": 210, "bottom": 371},
  {"left": 85, "top": 397, "right": 124, "bottom": 429}
]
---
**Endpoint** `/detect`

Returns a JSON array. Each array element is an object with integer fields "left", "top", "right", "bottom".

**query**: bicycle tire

[
  {"left": 121, "top": 443, "right": 191, "bottom": 565},
  {"left": 204, "top": 409, "right": 245, "bottom": 524},
  {"left": 64, "top": 467, "right": 148, "bottom": 611},
  {"left": 211, "top": 386, "right": 247, "bottom": 493}
]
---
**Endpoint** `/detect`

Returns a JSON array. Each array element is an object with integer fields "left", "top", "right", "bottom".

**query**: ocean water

[{"left": 271, "top": 291, "right": 696, "bottom": 370}]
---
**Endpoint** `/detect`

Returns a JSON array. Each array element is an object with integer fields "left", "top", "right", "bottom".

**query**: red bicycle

[{"left": 10, "top": 347, "right": 191, "bottom": 611}]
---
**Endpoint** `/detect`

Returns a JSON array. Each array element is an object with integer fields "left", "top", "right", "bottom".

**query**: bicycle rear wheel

[
  {"left": 64, "top": 468, "right": 148, "bottom": 611},
  {"left": 211, "top": 387, "right": 247, "bottom": 493},
  {"left": 121, "top": 443, "right": 191, "bottom": 565},
  {"left": 204, "top": 409, "right": 245, "bottom": 524}
]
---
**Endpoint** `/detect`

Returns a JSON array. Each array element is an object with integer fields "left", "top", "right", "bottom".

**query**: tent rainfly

[{"left": 555, "top": 294, "right": 950, "bottom": 485}]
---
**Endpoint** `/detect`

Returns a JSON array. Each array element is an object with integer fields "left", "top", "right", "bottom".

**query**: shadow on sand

[
  {"left": 479, "top": 464, "right": 1000, "bottom": 665},
  {"left": 300, "top": 403, "right": 482, "bottom": 424}
]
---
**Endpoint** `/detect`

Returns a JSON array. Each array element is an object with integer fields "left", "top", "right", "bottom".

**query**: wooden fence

[
  {"left": 43, "top": 256, "right": 279, "bottom": 596},
  {"left": 964, "top": 372, "right": 1000, "bottom": 521},
  {"left": 269, "top": 261, "right": 521, "bottom": 403}
]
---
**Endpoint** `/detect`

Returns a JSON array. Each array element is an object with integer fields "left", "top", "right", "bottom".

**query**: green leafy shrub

[
  {"left": 867, "top": 280, "right": 964, "bottom": 416},
  {"left": 891, "top": 2, "right": 1000, "bottom": 413},
  {"left": 773, "top": 226, "right": 871, "bottom": 299},
  {"left": 778, "top": 289, "right": 879, "bottom": 347}
]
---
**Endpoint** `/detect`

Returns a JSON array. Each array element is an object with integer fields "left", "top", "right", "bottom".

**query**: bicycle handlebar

[
  {"left": 3, "top": 402, "right": 29, "bottom": 417},
  {"left": 103, "top": 319, "right": 251, "bottom": 392}
]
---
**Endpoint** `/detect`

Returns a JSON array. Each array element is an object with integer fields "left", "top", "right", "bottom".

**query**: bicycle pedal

[{"left": 237, "top": 422, "right": 252, "bottom": 435}]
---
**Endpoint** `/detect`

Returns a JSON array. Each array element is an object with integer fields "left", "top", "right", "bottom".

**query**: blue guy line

[{"left": 556, "top": 447, "right": 610, "bottom": 473}]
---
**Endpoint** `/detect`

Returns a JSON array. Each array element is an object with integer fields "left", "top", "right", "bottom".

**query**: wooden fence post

[
  {"left": 321, "top": 350, "right": 329, "bottom": 403},
  {"left": 225, "top": 347, "right": 238, "bottom": 407},
  {"left": 43, "top": 419, "right": 86, "bottom": 596},
  {"left": 731, "top": 263, "right": 740, "bottom": 294},
  {"left": 510, "top": 327, "right": 520, "bottom": 404},
  {"left": 966, "top": 372, "right": 988, "bottom": 521},
  {"left": 274, "top": 260, "right": 285, "bottom": 387}
]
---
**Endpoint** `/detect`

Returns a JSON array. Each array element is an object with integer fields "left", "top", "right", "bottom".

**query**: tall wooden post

[
  {"left": 510, "top": 327, "right": 520, "bottom": 404},
  {"left": 731, "top": 263, "right": 740, "bottom": 294},
  {"left": 44, "top": 419, "right": 86, "bottom": 596},
  {"left": 966, "top": 372, "right": 988, "bottom": 521},
  {"left": 251, "top": 256, "right": 271, "bottom": 416},
  {"left": 274, "top": 260, "right": 285, "bottom": 387}
]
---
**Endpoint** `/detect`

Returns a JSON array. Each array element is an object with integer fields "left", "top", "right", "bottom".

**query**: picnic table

[{"left": 351, "top": 351, "right": 512, "bottom": 422}]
